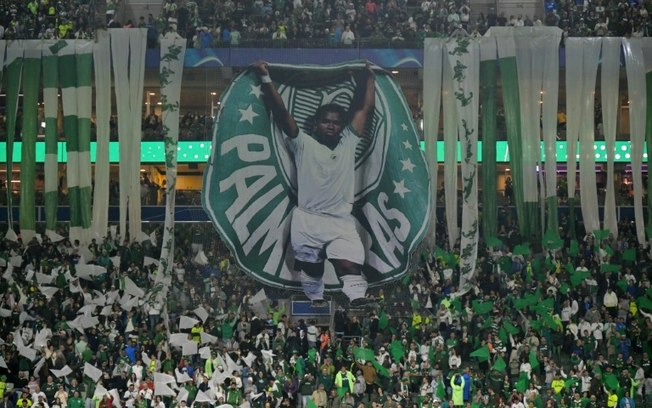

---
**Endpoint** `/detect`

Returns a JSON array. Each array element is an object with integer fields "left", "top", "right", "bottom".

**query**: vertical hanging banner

[
  {"left": 623, "top": 38, "right": 648, "bottom": 244},
  {"left": 59, "top": 40, "right": 82, "bottom": 242},
  {"left": 110, "top": 28, "right": 147, "bottom": 241},
  {"left": 92, "top": 31, "right": 112, "bottom": 239},
  {"left": 19, "top": 41, "right": 42, "bottom": 243},
  {"left": 4, "top": 42, "right": 23, "bottom": 231},
  {"left": 76, "top": 41, "right": 94, "bottom": 244},
  {"left": 157, "top": 38, "right": 186, "bottom": 279},
  {"left": 480, "top": 35, "right": 498, "bottom": 243},
  {"left": 43, "top": 40, "right": 60, "bottom": 236},
  {"left": 514, "top": 28, "right": 562, "bottom": 242},
  {"left": 564, "top": 40, "right": 583, "bottom": 238},
  {"left": 643, "top": 39, "right": 652, "bottom": 234},
  {"left": 575, "top": 39, "right": 602, "bottom": 235},
  {"left": 490, "top": 28, "right": 527, "bottom": 238},
  {"left": 540, "top": 29, "right": 562, "bottom": 235},
  {"left": 0, "top": 41, "right": 5, "bottom": 226},
  {"left": 445, "top": 37, "right": 480, "bottom": 293},
  {"left": 601, "top": 38, "right": 621, "bottom": 237},
  {"left": 203, "top": 61, "right": 431, "bottom": 290},
  {"left": 423, "top": 39, "right": 443, "bottom": 248},
  {"left": 442, "top": 55, "right": 459, "bottom": 250}
]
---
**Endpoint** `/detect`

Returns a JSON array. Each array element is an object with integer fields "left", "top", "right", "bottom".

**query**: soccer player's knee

[{"left": 335, "top": 260, "right": 361, "bottom": 276}]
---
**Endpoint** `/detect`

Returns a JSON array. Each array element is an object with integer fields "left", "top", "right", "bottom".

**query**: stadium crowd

[
  {"left": 0, "top": 210, "right": 650, "bottom": 408},
  {"left": 1, "top": 0, "right": 652, "bottom": 44}
]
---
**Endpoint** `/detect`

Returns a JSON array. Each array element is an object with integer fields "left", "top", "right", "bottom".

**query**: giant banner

[{"left": 203, "top": 62, "right": 430, "bottom": 290}]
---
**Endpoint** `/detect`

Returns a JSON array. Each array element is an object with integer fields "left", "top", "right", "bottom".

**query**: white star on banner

[
  {"left": 400, "top": 158, "right": 416, "bottom": 173},
  {"left": 239, "top": 105, "right": 258, "bottom": 124},
  {"left": 393, "top": 180, "right": 411, "bottom": 199},
  {"left": 401, "top": 123, "right": 409, "bottom": 131},
  {"left": 249, "top": 84, "right": 263, "bottom": 98},
  {"left": 402, "top": 140, "right": 413, "bottom": 150}
]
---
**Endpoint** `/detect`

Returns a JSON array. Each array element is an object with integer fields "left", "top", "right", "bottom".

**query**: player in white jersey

[{"left": 253, "top": 60, "right": 376, "bottom": 307}]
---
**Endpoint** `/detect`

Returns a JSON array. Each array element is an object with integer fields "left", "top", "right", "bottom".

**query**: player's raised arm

[
  {"left": 252, "top": 60, "right": 299, "bottom": 139},
  {"left": 349, "top": 62, "right": 376, "bottom": 136}
]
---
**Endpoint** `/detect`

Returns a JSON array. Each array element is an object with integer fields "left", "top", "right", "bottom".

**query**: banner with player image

[{"left": 203, "top": 61, "right": 431, "bottom": 290}]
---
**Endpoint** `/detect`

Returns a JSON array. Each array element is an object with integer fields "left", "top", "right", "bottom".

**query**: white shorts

[{"left": 291, "top": 208, "right": 365, "bottom": 265}]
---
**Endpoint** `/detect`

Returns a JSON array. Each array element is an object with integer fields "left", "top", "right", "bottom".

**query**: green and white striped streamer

[
  {"left": 92, "top": 31, "right": 112, "bottom": 239},
  {"left": 43, "top": 40, "right": 61, "bottom": 234},
  {"left": 600, "top": 38, "right": 621, "bottom": 237},
  {"left": 19, "top": 42, "right": 42, "bottom": 243},
  {"left": 445, "top": 37, "right": 479, "bottom": 292},
  {"left": 491, "top": 28, "right": 528, "bottom": 239},
  {"left": 442, "top": 54, "right": 459, "bottom": 249},
  {"left": 623, "top": 38, "right": 648, "bottom": 244},
  {"left": 4, "top": 42, "right": 24, "bottom": 229},
  {"left": 110, "top": 28, "right": 147, "bottom": 241},
  {"left": 157, "top": 37, "right": 186, "bottom": 279},
  {"left": 59, "top": 40, "right": 82, "bottom": 242},
  {"left": 76, "top": 41, "right": 94, "bottom": 243},
  {"left": 423, "top": 38, "right": 443, "bottom": 248},
  {"left": 479, "top": 36, "right": 498, "bottom": 242}
]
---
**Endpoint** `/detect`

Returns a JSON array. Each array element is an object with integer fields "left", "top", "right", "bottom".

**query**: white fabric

[
  {"left": 578, "top": 39, "right": 602, "bottom": 235},
  {"left": 92, "top": 31, "right": 112, "bottom": 240},
  {"left": 445, "top": 38, "right": 480, "bottom": 293},
  {"left": 600, "top": 38, "right": 621, "bottom": 237},
  {"left": 286, "top": 128, "right": 359, "bottom": 217},
  {"left": 539, "top": 30, "right": 562, "bottom": 205},
  {"left": 423, "top": 38, "right": 443, "bottom": 247},
  {"left": 110, "top": 28, "right": 147, "bottom": 241},
  {"left": 514, "top": 29, "right": 543, "bottom": 204},
  {"left": 442, "top": 55, "right": 459, "bottom": 249},
  {"left": 340, "top": 274, "right": 367, "bottom": 301},
  {"left": 300, "top": 270, "right": 324, "bottom": 301},
  {"left": 623, "top": 38, "right": 648, "bottom": 244},
  {"left": 156, "top": 38, "right": 186, "bottom": 287},
  {"left": 565, "top": 40, "right": 582, "bottom": 202}
]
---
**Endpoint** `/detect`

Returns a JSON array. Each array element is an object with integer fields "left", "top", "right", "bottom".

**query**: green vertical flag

[
  {"left": 378, "top": 311, "right": 389, "bottom": 330},
  {"left": 43, "top": 41, "right": 60, "bottom": 233},
  {"left": 306, "top": 400, "right": 317, "bottom": 408},
  {"left": 58, "top": 41, "right": 82, "bottom": 239},
  {"left": 638, "top": 295, "right": 652, "bottom": 312},
  {"left": 600, "top": 264, "right": 620, "bottom": 273},
  {"left": 569, "top": 240, "right": 579, "bottom": 256},
  {"left": 529, "top": 350, "right": 539, "bottom": 369},
  {"left": 75, "top": 41, "right": 94, "bottom": 238},
  {"left": 436, "top": 380, "right": 446, "bottom": 399},
  {"left": 515, "top": 376, "right": 528, "bottom": 392},
  {"left": 571, "top": 270, "right": 590, "bottom": 287},
  {"left": 19, "top": 46, "right": 42, "bottom": 241},
  {"left": 513, "top": 244, "right": 531, "bottom": 256},
  {"left": 503, "top": 321, "right": 520, "bottom": 335},
  {"left": 389, "top": 340, "right": 405, "bottom": 362}
]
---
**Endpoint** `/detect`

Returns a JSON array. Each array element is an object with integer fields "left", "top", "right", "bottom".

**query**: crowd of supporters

[
  {"left": 1, "top": 0, "right": 652, "bottom": 43},
  {"left": 0, "top": 211, "right": 650, "bottom": 407}
]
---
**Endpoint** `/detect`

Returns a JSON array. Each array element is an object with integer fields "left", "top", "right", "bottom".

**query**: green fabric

[
  {"left": 646, "top": 70, "right": 652, "bottom": 225},
  {"left": 568, "top": 197, "right": 577, "bottom": 238},
  {"left": 42, "top": 50, "right": 59, "bottom": 231},
  {"left": 481, "top": 58, "right": 498, "bottom": 243},
  {"left": 59, "top": 50, "right": 81, "bottom": 231},
  {"left": 470, "top": 345, "right": 490, "bottom": 361},
  {"left": 19, "top": 55, "right": 41, "bottom": 236},
  {"left": 545, "top": 193, "right": 558, "bottom": 234},
  {"left": 623, "top": 248, "right": 636, "bottom": 261},
  {"left": 378, "top": 311, "right": 389, "bottom": 330},
  {"left": 492, "top": 356, "right": 506, "bottom": 372},
  {"left": 471, "top": 300, "right": 494, "bottom": 315},
  {"left": 76, "top": 50, "right": 93, "bottom": 231},
  {"left": 499, "top": 55, "right": 528, "bottom": 237}
]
